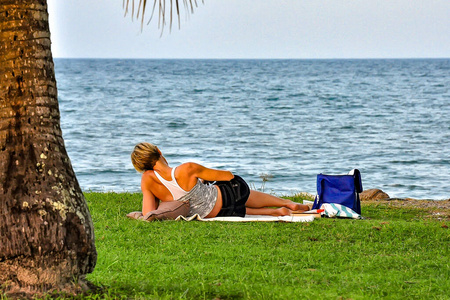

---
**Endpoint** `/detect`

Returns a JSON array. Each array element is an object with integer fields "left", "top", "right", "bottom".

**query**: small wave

[
  {"left": 389, "top": 160, "right": 425, "bottom": 165},
  {"left": 287, "top": 93, "right": 307, "bottom": 98},
  {"left": 77, "top": 169, "right": 126, "bottom": 176},
  {"left": 167, "top": 121, "right": 188, "bottom": 128},
  {"left": 269, "top": 87, "right": 284, "bottom": 91},
  {"left": 268, "top": 105, "right": 293, "bottom": 110},
  {"left": 266, "top": 97, "right": 279, "bottom": 101},
  {"left": 324, "top": 96, "right": 339, "bottom": 101},
  {"left": 386, "top": 183, "right": 427, "bottom": 190}
]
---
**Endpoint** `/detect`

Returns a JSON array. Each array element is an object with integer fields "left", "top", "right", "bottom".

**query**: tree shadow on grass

[{"left": 61, "top": 283, "right": 246, "bottom": 300}]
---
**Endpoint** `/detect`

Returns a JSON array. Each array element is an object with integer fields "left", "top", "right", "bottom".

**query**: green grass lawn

[{"left": 81, "top": 192, "right": 449, "bottom": 299}]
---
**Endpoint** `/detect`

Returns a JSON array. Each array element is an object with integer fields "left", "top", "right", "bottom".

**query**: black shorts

[{"left": 214, "top": 175, "right": 250, "bottom": 217}]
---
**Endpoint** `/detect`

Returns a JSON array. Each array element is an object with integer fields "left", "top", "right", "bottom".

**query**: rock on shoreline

[
  {"left": 360, "top": 188, "right": 449, "bottom": 202},
  {"left": 360, "top": 189, "right": 390, "bottom": 201}
]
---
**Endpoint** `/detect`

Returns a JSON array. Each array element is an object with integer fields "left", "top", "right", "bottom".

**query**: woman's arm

[
  {"left": 184, "top": 162, "right": 234, "bottom": 182},
  {"left": 141, "top": 182, "right": 158, "bottom": 215}
]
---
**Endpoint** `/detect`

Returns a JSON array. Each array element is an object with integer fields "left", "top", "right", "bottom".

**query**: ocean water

[{"left": 54, "top": 59, "right": 449, "bottom": 200}]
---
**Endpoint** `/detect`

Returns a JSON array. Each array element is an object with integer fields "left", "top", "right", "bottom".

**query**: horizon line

[{"left": 52, "top": 57, "right": 450, "bottom": 60}]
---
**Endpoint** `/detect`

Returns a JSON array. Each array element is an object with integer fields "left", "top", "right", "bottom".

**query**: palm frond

[{"left": 123, "top": 0, "right": 204, "bottom": 32}]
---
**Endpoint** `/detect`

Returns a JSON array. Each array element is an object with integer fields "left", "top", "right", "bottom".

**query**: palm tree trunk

[{"left": 0, "top": 0, "right": 96, "bottom": 295}]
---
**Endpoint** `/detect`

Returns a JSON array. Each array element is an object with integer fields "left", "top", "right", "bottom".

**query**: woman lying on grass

[{"left": 131, "top": 142, "right": 309, "bottom": 218}]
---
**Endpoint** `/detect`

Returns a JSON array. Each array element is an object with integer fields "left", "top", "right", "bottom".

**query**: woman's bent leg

[{"left": 245, "top": 190, "right": 309, "bottom": 211}]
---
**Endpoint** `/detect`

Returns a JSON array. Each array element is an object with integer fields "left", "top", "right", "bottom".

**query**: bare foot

[
  {"left": 286, "top": 201, "right": 310, "bottom": 212},
  {"left": 273, "top": 207, "right": 292, "bottom": 216}
]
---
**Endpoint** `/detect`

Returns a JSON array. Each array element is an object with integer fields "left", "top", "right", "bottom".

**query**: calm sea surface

[{"left": 54, "top": 59, "right": 449, "bottom": 200}]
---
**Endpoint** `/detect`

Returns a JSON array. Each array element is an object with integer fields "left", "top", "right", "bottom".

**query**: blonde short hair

[{"left": 131, "top": 142, "right": 161, "bottom": 173}]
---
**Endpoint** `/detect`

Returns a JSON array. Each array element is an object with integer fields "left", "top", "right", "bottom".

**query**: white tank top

[{"left": 154, "top": 167, "right": 189, "bottom": 200}]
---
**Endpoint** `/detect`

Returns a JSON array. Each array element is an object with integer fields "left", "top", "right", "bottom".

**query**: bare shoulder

[
  {"left": 175, "top": 162, "right": 205, "bottom": 180},
  {"left": 142, "top": 170, "right": 155, "bottom": 179},
  {"left": 141, "top": 170, "right": 156, "bottom": 186},
  {"left": 177, "top": 162, "right": 201, "bottom": 173}
]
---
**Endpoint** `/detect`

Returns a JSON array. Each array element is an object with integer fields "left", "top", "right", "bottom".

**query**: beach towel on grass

[
  {"left": 321, "top": 203, "right": 362, "bottom": 219},
  {"left": 175, "top": 214, "right": 315, "bottom": 223}
]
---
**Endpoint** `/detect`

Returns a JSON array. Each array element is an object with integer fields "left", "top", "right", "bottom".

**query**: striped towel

[{"left": 321, "top": 203, "right": 362, "bottom": 219}]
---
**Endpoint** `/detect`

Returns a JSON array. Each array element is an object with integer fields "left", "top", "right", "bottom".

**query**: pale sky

[{"left": 47, "top": 0, "right": 450, "bottom": 59}]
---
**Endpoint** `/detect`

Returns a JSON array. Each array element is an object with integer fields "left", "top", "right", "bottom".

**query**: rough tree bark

[{"left": 0, "top": 0, "right": 96, "bottom": 296}]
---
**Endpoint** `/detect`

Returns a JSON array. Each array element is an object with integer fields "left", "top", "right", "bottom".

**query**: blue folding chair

[{"left": 312, "top": 169, "right": 363, "bottom": 214}]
